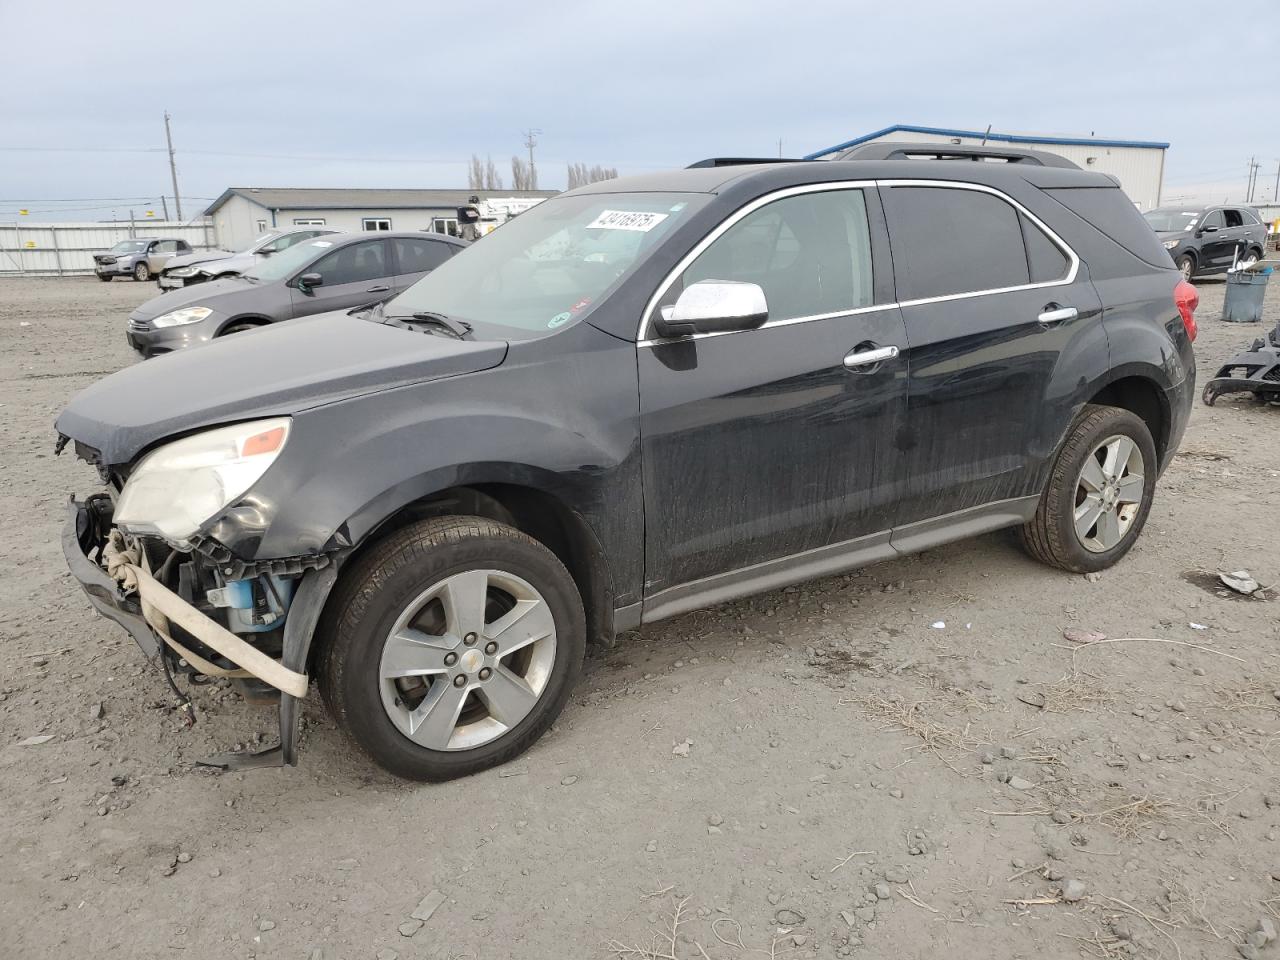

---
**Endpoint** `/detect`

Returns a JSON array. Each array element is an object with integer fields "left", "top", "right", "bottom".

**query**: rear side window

[
  {"left": 1020, "top": 214, "right": 1069, "bottom": 283},
  {"left": 393, "top": 236, "right": 453, "bottom": 275},
  {"left": 1042, "top": 186, "right": 1171, "bottom": 268},
  {"left": 311, "top": 239, "right": 388, "bottom": 285},
  {"left": 679, "top": 188, "right": 875, "bottom": 322},
  {"left": 882, "top": 186, "right": 1029, "bottom": 300}
]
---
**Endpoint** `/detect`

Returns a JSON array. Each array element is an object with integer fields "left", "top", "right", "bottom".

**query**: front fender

[{"left": 204, "top": 321, "right": 645, "bottom": 604}]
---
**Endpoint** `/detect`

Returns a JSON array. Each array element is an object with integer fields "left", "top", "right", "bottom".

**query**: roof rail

[
  {"left": 686, "top": 157, "right": 809, "bottom": 168},
  {"left": 834, "top": 141, "right": 1080, "bottom": 170}
]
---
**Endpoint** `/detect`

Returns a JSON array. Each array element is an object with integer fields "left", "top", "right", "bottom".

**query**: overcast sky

[{"left": 1, "top": 0, "right": 1272, "bottom": 222}]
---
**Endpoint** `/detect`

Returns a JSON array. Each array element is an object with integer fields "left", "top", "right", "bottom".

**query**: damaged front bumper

[{"left": 62, "top": 495, "right": 338, "bottom": 769}]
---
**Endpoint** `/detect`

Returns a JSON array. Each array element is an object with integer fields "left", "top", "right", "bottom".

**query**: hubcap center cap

[{"left": 459, "top": 648, "right": 484, "bottom": 674}]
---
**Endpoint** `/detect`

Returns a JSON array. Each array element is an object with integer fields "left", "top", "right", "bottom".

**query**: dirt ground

[{"left": 1, "top": 271, "right": 1279, "bottom": 960}]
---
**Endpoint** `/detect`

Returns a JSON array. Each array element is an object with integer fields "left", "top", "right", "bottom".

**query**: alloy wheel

[
  {"left": 377, "top": 569, "right": 557, "bottom": 751},
  {"left": 1072, "top": 434, "right": 1145, "bottom": 552}
]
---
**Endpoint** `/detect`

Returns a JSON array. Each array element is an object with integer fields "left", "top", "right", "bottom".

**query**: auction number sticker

[{"left": 587, "top": 210, "right": 668, "bottom": 232}]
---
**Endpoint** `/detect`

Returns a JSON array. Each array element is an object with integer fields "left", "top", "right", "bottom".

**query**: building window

[
  {"left": 255, "top": 219, "right": 268, "bottom": 233},
  {"left": 362, "top": 218, "right": 392, "bottom": 231},
  {"left": 293, "top": 218, "right": 327, "bottom": 226},
  {"left": 431, "top": 217, "right": 460, "bottom": 237}
]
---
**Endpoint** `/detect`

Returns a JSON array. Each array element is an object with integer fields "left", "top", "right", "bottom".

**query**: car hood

[
  {"left": 130, "top": 276, "right": 260, "bottom": 319},
  {"left": 163, "top": 248, "right": 236, "bottom": 271},
  {"left": 57, "top": 310, "right": 509, "bottom": 465}
]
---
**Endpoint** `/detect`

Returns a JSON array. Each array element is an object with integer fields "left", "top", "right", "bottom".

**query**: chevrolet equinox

[{"left": 58, "top": 147, "right": 1199, "bottom": 781}]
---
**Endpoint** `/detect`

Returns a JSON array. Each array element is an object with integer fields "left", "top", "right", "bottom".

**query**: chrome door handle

[
  {"left": 1037, "top": 306, "right": 1078, "bottom": 325},
  {"left": 843, "top": 344, "right": 899, "bottom": 368},
  {"left": 366, "top": 284, "right": 391, "bottom": 293}
]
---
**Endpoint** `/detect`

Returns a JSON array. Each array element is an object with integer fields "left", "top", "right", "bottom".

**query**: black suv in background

[
  {"left": 1144, "top": 204, "right": 1269, "bottom": 279},
  {"left": 58, "top": 147, "right": 1198, "bottom": 781}
]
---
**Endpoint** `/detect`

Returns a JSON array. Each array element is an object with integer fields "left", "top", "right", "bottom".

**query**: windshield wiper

[{"left": 378, "top": 311, "right": 473, "bottom": 339}]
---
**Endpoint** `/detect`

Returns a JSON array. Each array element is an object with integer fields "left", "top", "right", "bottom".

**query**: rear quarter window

[{"left": 1042, "top": 187, "right": 1173, "bottom": 269}]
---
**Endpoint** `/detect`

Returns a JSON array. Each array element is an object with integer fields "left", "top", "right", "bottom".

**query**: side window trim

[
  {"left": 638, "top": 180, "right": 885, "bottom": 343},
  {"left": 637, "top": 179, "right": 1080, "bottom": 344}
]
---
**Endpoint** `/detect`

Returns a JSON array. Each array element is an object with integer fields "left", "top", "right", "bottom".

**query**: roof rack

[
  {"left": 686, "top": 157, "right": 808, "bottom": 168},
  {"left": 834, "top": 141, "right": 1080, "bottom": 170}
]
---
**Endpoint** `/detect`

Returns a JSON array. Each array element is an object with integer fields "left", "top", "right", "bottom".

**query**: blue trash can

[{"left": 1222, "top": 267, "right": 1271, "bottom": 323}]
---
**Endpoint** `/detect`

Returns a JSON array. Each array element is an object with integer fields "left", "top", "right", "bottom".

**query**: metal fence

[{"left": 0, "top": 220, "right": 217, "bottom": 277}]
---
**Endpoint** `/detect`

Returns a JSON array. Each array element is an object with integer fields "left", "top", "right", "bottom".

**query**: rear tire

[
  {"left": 1176, "top": 254, "right": 1195, "bottom": 280},
  {"left": 133, "top": 262, "right": 150, "bottom": 282},
  {"left": 317, "top": 516, "right": 586, "bottom": 781},
  {"left": 1020, "top": 405, "right": 1158, "bottom": 573}
]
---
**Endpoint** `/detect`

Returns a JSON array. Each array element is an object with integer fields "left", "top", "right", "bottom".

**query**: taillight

[{"left": 1174, "top": 279, "right": 1198, "bottom": 342}]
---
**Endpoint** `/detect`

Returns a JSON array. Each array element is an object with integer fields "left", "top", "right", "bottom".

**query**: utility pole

[
  {"left": 164, "top": 112, "right": 183, "bottom": 221},
  {"left": 1273, "top": 159, "right": 1279, "bottom": 204},
  {"left": 521, "top": 128, "right": 541, "bottom": 188},
  {"left": 160, "top": 195, "right": 170, "bottom": 221}
]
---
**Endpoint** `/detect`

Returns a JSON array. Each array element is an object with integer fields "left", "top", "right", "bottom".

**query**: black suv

[
  {"left": 1144, "top": 204, "right": 1269, "bottom": 279},
  {"left": 58, "top": 146, "right": 1199, "bottom": 781}
]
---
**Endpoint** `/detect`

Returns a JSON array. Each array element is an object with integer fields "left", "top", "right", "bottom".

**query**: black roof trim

[{"left": 686, "top": 157, "right": 810, "bottom": 168}]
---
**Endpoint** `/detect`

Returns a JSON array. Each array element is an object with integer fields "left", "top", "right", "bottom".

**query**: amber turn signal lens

[{"left": 241, "top": 426, "right": 287, "bottom": 457}]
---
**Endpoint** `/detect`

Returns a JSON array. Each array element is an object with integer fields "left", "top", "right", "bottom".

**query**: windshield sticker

[
  {"left": 570, "top": 297, "right": 592, "bottom": 313},
  {"left": 548, "top": 312, "right": 572, "bottom": 329},
  {"left": 310, "top": 240, "right": 334, "bottom": 247},
  {"left": 587, "top": 210, "right": 669, "bottom": 232}
]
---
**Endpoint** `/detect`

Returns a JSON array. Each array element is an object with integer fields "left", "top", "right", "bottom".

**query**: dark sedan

[
  {"left": 1145, "top": 205, "right": 1269, "bottom": 279},
  {"left": 126, "top": 231, "right": 466, "bottom": 357}
]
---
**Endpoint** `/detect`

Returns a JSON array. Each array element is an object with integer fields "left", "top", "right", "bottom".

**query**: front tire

[
  {"left": 1176, "top": 253, "right": 1195, "bottom": 280},
  {"left": 97, "top": 274, "right": 113, "bottom": 282},
  {"left": 133, "top": 262, "right": 150, "bottom": 281},
  {"left": 1020, "top": 405, "right": 1158, "bottom": 573},
  {"left": 318, "top": 516, "right": 586, "bottom": 781}
]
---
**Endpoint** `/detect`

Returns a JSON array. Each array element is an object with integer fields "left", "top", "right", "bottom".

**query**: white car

[{"left": 157, "top": 228, "right": 337, "bottom": 290}]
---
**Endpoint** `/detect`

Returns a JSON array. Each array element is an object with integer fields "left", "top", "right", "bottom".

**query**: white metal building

[
  {"left": 807, "top": 125, "right": 1169, "bottom": 210},
  {"left": 203, "top": 187, "right": 557, "bottom": 252}
]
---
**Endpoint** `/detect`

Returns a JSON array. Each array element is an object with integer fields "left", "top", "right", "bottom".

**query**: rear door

[
  {"left": 390, "top": 235, "right": 456, "bottom": 292},
  {"left": 878, "top": 181, "right": 1104, "bottom": 531},
  {"left": 638, "top": 185, "right": 909, "bottom": 611},
  {"left": 287, "top": 238, "right": 392, "bottom": 317}
]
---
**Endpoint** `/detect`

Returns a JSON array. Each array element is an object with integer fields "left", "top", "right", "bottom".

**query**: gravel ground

[{"left": 1, "top": 272, "right": 1279, "bottom": 960}]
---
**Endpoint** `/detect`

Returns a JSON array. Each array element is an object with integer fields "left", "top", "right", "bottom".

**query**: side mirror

[
  {"left": 1201, "top": 225, "right": 1218, "bottom": 234},
  {"left": 257, "top": 247, "right": 277, "bottom": 256},
  {"left": 653, "top": 280, "right": 768, "bottom": 338},
  {"left": 296, "top": 272, "right": 323, "bottom": 292}
]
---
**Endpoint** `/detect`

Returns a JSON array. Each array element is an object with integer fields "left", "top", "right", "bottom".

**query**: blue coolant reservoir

[{"left": 220, "top": 576, "right": 295, "bottom": 633}]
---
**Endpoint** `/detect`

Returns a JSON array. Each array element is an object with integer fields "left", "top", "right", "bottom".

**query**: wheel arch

[
  {"left": 215, "top": 314, "right": 271, "bottom": 336},
  {"left": 1085, "top": 371, "right": 1171, "bottom": 466},
  {"left": 316, "top": 474, "right": 618, "bottom": 664}
]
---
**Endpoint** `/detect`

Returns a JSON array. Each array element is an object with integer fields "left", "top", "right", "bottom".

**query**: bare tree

[
  {"left": 511, "top": 155, "right": 538, "bottom": 191},
  {"left": 483, "top": 156, "right": 502, "bottom": 190},
  {"left": 566, "top": 163, "right": 619, "bottom": 189},
  {"left": 468, "top": 155, "right": 486, "bottom": 191},
  {"left": 469, "top": 155, "right": 504, "bottom": 191}
]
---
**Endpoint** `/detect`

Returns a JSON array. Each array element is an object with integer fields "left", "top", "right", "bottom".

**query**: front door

[
  {"left": 289, "top": 238, "right": 392, "bottom": 317},
  {"left": 878, "top": 182, "right": 1105, "bottom": 529},
  {"left": 1197, "top": 210, "right": 1233, "bottom": 270},
  {"left": 638, "top": 186, "right": 908, "bottom": 613}
]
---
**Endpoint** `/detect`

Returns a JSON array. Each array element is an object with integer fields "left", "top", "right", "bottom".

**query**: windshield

[
  {"left": 243, "top": 237, "right": 336, "bottom": 281},
  {"left": 388, "top": 192, "right": 708, "bottom": 338},
  {"left": 109, "top": 240, "right": 148, "bottom": 253},
  {"left": 1143, "top": 209, "right": 1200, "bottom": 232}
]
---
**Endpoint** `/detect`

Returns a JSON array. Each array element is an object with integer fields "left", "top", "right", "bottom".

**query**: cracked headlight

[
  {"left": 166, "top": 267, "right": 198, "bottom": 278},
  {"left": 115, "top": 418, "right": 291, "bottom": 544},
  {"left": 152, "top": 306, "right": 213, "bottom": 328}
]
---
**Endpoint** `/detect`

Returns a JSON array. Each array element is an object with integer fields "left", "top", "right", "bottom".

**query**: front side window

[
  {"left": 673, "top": 189, "right": 875, "bottom": 323},
  {"left": 155, "top": 240, "right": 177, "bottom": 253},
  {"left": 884, "top": 186, "right": 1032, "bottom": 300},
  {"left": 1200, "top": 210, "right": 1225, "bottom": 230},
  {"left": 389, "top": 191, "right": 706, "bottom": 338},
  {"left": 309, "top": 239, "right": 388, "bottom": 285},
  {"left": 245, "top": 237, "right": 344, "bottom": 282},
  {"left": 362, "top": 218, "right": 392, "bottom": 231},
  {"left": 393, "top": 236, "right": 452, "bottom": 275}
]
